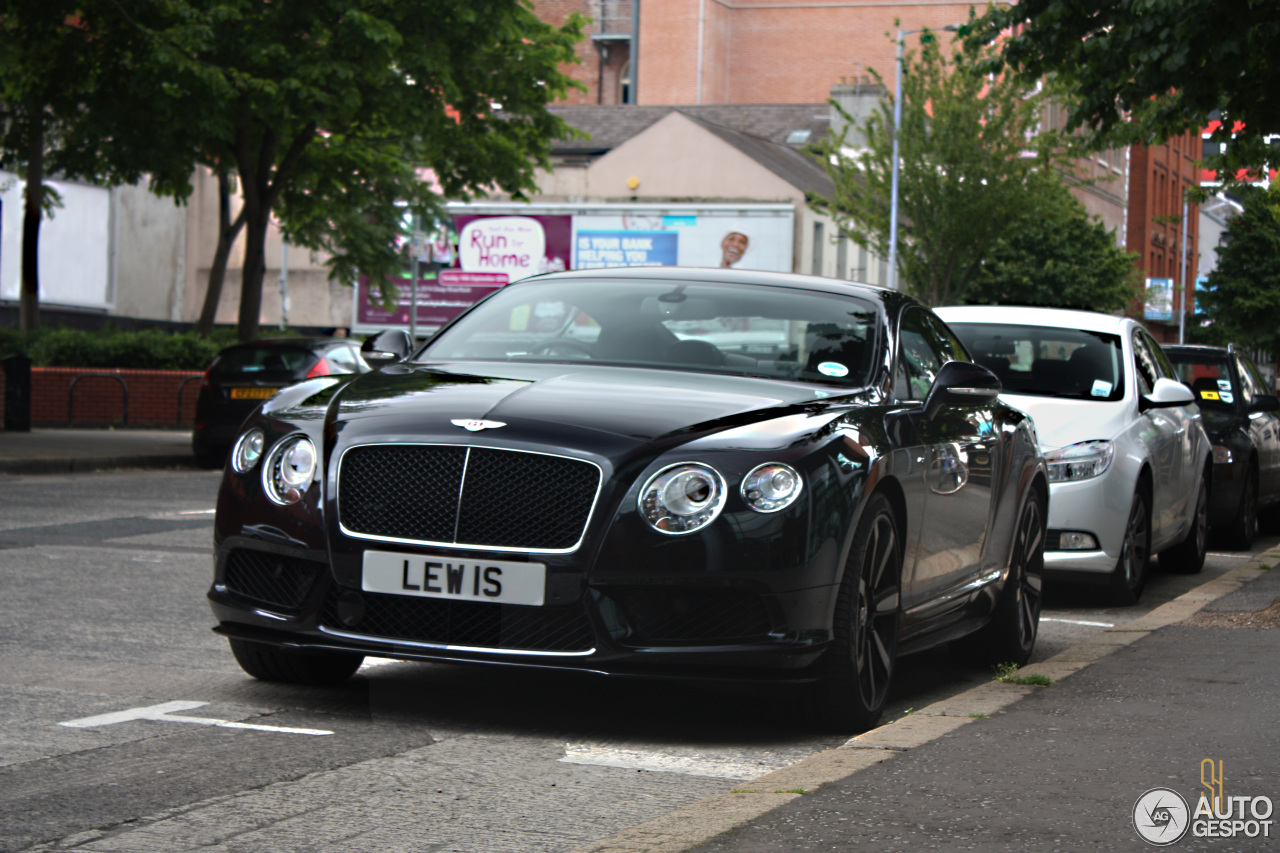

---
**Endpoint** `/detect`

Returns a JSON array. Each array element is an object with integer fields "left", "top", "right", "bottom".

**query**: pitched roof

[{"left": 549, "top": 104, "right": 834, "bottom": 195}]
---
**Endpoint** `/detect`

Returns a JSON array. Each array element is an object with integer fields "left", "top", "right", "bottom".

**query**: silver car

[{"left": 936, "top": 306, "right": 1211, "bottom": 603}]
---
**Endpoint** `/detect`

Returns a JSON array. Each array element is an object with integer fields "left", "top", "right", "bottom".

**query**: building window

[
  {"left": 836, "top": 234, "right": 848, "bottom": 280},
  {"left": 812, "top": 222, "right": 824, "bottom": 276}
]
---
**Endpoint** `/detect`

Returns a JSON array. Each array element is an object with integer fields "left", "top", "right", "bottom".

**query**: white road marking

[
  {"left": 59, "top": 701, "right": 332, "bottom": 736},
  {"left": 177, "top": 509, "right": 217, "bottom": 515},
  {"left": 560, "top": 744, "right": 779, "bottom": 780},
  {"left": 1041, "top": 617, "right": 1115, "bottom": 628},
  {"left": 358, "top": 657, "right": 403, "bottom": 670}
]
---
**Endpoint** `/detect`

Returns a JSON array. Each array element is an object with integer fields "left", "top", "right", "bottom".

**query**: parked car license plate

[
  {"left": 362, "top": 550, "right": 546, "bottom": 606},
  {"left": 230, "top": 387, "right": 279, "bottom": 400}
]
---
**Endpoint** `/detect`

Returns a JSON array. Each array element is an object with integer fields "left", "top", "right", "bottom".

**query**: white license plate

[{"left": 362, "top": 550, "right": 546, "bottom": 606}]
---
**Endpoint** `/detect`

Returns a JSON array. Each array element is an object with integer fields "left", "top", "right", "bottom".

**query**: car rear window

[
  {"left": 216, "top": 346, "right": 316, "bottom": 377},
  {"left": 947, "top": 322, "right": 1125, "bottom": 401}
]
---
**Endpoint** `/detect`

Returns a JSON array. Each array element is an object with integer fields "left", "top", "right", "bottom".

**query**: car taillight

[{"left": 305, "top": 358, "right": 333, "bottom": 378}]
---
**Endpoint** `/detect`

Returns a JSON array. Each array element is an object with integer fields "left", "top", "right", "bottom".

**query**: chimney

[{"left": 829, "top": 78, "right": 887, "bottom": 149}]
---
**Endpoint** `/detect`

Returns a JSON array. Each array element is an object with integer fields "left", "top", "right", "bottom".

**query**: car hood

[
  {"left": 1000, "top": 393, "right": 1132, "bottom": 451},
  {"left": 310, "top": 361, "right": 852, "bottom": 449}
]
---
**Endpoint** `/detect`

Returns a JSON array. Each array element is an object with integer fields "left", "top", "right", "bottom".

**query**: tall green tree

[
  {"left": 0, "top": 1, "right": 188, "bottom": 331},
  {"left": 967, "top": 0, "right": 1280, "bottom": 184},
  {"left": 964, "top": 176, "right": 1139, "bottom": 313},
  {"left": 809, "top": 31, "right": 1077, "bottom": 307},
  {"left": 134, "top": 0, "right": 585, "bottom": 341},
  {"left": 1198, "top": 186, "right": 1280, "bottom": 353}
]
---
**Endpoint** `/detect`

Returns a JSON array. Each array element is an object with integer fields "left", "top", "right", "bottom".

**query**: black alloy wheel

[
  {"left": 813, "top": 492, "right": 902, "bottom": 732},
  {"left": 1109, "top": 490, "right": 1151, "bottom": 605},
  {"left": 1223, "top": 467, "right": 1258, "bottom": 551},
  {"left": 1160, "top": 473, "right": 1209, "bottom": 575},
  {"left": 955, "top": 489, "right": 1045, "bottom": 666},
  {"left": 229, "top": 638, "right": 364, "bottom": 686}
]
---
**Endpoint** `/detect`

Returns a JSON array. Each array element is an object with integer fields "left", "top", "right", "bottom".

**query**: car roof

[
  {"left": 524, "top": 266, "right": 907, "bottom": 306},
  {"left": 221, "top": 337, "right": 349, "bottom": 351},
  {"left": 934, "top": 305, "right": 1134, "bottom": 335}
]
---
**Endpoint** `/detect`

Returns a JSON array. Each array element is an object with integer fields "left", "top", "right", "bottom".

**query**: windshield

[
  {"left": 947, "top": 322, "right": 1125, "bottom": 401},
  {"left": 1166, "top": 352, "right": 1236, "bottom": 411},
  {"left": 421, "top": 278, "right": 882, "bottom": 387}
]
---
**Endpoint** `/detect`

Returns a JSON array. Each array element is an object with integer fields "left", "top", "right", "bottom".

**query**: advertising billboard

[{"left": 352, "top": 203, "right": 795, "bottom": 334}]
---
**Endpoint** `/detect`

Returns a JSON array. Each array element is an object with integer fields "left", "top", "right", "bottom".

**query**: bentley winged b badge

[{"left": 450, "top": 419, "right": 507, "bottom": 432}]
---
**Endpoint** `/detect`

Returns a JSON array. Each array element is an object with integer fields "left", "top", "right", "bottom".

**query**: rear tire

[
  {"left": 1109, "top": 491, "right": 1151, "bottom": 605},
  {"left": 954, "top": 488, "right": 1045, "bottom": 667},
  {"left": 811, "top": 493, "right": 901, "bottom": 733},
  {"left": 229, "top": 639, "right": 363, "bottom": 685},
  {"left": 1160, "top": 473, "right": 1208, "bottom": 575}
]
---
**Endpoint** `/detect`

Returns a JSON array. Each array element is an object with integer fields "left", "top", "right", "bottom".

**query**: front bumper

[
  {"left": 1041, "top": 475, "right": 1129, "bottom": 575},
  {"left": 208, "top": 541, "right": 836, "bottom": 681}
]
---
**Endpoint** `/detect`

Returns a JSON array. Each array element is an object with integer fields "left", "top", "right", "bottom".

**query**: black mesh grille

[
  {"left": 321, "top": 589, "right": 595, "bottom": 652},
  {"left": 1045, "top": 530, "right": 1062, "bottom": 551},
  {"left": 224, "top": 550, "right": 325, "bottom": 611},
  {"left": 339, "top": 445, "right": 466, "bottom": 543},
  {"left": 604, "top": 587, "right": 773, "bottom": 646},
  {"left": 339, "top": 444, "right": 600, "bottom": 550}
]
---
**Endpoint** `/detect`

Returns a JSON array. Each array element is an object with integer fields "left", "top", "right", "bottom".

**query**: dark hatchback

[
  {"left": 1164, "top": 344, "right": 1280, "bottom": 549},
  {"left": 192, "top": 337, "right": 369, "bottom": 468},
  {"left": 208, "top": 267, "right": 1048, "bottom": 731}
]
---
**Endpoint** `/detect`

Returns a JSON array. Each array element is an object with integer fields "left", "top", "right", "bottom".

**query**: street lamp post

[{"left": 886, "top": 24, "right": 960, "bottom": 292}]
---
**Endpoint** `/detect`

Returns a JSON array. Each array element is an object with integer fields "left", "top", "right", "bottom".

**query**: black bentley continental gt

[{"left": 209, "top": 267, "right": 1048, "bottom": 731}]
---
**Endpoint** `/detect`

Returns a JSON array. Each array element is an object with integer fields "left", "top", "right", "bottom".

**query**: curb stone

[{"left": 565, "top": 552, "right": 1280, "bottom": 853}]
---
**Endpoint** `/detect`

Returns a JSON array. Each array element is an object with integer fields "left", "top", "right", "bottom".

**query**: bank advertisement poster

[{"left": 353, "top": 208, "right": 794, "bottom": 332}]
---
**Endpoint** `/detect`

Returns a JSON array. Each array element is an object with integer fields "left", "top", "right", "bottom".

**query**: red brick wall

[{"left": 6, "top": 368, "right": 206, "bottom": 428}]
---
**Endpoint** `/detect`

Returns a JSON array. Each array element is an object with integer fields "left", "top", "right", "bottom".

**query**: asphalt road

[{"left": 0, "top": 469, "right": 1267, "bottom": 853}]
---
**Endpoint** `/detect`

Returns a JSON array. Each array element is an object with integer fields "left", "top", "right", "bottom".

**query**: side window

[
  {"left": 1145, "top": 334, "right": 1176, "bottom": 379},
  {"left": 326, "top": 345, "right": 362, "bottom": 374},
  {"left": 894, "top": 308, "right": 949, "bottom": 402},
  {"left": 1236, "top": 355, "right": 1259, "bottom": 407},
  {"left": 925, "top": 313, "right": 969, "bottom": 362},
  {"left": 1131, "top": 333, "right": 1162, "bottom": 396}
]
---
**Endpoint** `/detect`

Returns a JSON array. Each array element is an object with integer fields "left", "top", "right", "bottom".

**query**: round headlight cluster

[
  {"left": 263, "top": 435, "right": 318, "bottom": 505},
  {"left": 741, "top": 463, "right": 803, "bottom": 513},
  {"left": 638, "top": 463, "right": 727, "bottom": 534},
  {"left": 231, "top": 428, "right": 266, "bottom": 474}
]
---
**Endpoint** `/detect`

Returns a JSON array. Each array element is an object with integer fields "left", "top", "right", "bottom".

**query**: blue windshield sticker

[
  {"left": 818, "top": 361, "right": 849, "bottom": 378},
  {"left": 1091, "top": 380, "right": 1113, "bottom": 397}
]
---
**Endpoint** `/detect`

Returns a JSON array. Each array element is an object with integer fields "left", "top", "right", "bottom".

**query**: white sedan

[{"left": 936, "top": 306, "right": 1211, "bottom": 603}]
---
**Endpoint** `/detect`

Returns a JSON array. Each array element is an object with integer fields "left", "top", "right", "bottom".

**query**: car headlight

[
  {"left": 741, "top": 463, "right": 803, "bottom": 513},
  {"left": 1045, "top": 440, "right": 1114, "bottom": 483},
  {"left": 264, "top": 435, "right": 318, "bottom": 504},
  {"left": 638, "top": 463, "right": 727, "bottom": 534},
  {"left": 231, "top": 428, "right": 265, "bottom": 473}
]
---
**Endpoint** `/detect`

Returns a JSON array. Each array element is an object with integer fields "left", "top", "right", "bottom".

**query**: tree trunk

[
  {"left": 19, "top": 104, "right": 45, "bottom": 333},
  {"left": 195, "top": 172, "right": 244, "bottom": 337},
  {"left": 237, "top": 201, "right": 269, "bottom": 342}
]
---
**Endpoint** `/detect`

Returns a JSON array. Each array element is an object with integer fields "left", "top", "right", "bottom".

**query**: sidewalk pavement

[
  {"left": 568, "top": 560, "right": 1280, "bottom": 853},
  {"left": 0, "top": 427, "right": 198, "bottom": 475},
  {"left": 3, "top": 428, "right": 1278, "bottom": 851}
]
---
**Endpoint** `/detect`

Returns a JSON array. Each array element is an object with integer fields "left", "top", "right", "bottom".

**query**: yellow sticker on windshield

[{"left": 1200, "top": 390, "right": 1220, "bottom": 400}]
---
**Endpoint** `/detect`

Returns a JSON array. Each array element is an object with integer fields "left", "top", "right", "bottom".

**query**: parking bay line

[
  {"left": 1041, "top": 617, "right": 1115, "bottom": 628},
  {"left": 59, "top": 700, "right": 333, "bottom": 736}
]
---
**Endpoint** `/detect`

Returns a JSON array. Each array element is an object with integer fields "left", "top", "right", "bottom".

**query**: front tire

[
  {"left": 229, "top": 639, "right": 363, "bottom": 685},
  {"left": 812, "top": 492, "right": 901, "bottom": 733},
  {"left": 1109, "top": 490, "right": 1151, "bottom": 605},
  {"left": 1160, "top": 472, "right": 1208, "bottom": 575},
  {"left": 954, "top": 488, "right": 1045, "bottom": 667},
  {"left": 1221, "top": 466, "right": 1257, "bottom": 551}
]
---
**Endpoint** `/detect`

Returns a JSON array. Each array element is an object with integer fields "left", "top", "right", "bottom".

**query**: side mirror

[
  {"left": 922, "top": 360, "right": 1001, "bottom": 421},
  {"left": 361, "top": 329, "right": 414, "bottom": 365},
  {"left": 1250, "top": 394, "right": 1280, "bottom": 413},
  {"left": 1139, "top": 377, "right": 1195, "bottom": 412}
]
